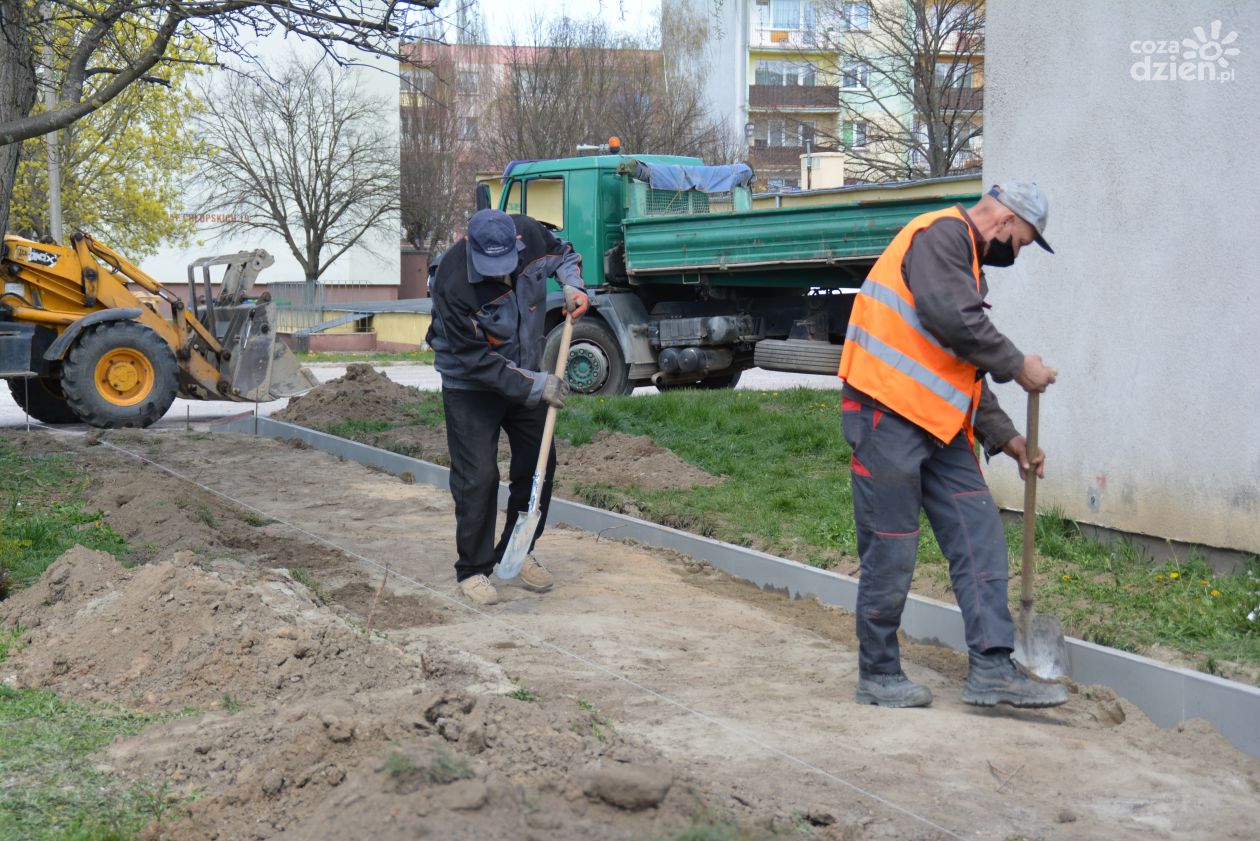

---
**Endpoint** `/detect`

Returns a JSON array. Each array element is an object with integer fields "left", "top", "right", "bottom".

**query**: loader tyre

[
  {"left": 60, "top": 321, "right": 178, "bottom": 428},
  {"left": 7, "top": 376, "right": 80, "bottom": 424},
  {"left": 544, "top": 318, "right": 631, "bottom": 397}
]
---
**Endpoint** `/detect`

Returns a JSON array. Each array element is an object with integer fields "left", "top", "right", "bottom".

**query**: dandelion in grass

[
  {"left": 1061, "top": 575, "right": 1071, "bottom": 582},
  {"left": 1156, "top": 574, "right": 1166, "bottom": 581},
  {"left": 1211, "top": 589, "right": 1221, "bottom": 598},
  {"left": 1170, "top": 571, "right": 1181, "bottom": 580}
]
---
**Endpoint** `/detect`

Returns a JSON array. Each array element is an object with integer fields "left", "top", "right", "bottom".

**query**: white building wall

[
  {"left": 673, "top": 0, "right": 747, "bottom": 152},
  {"left": 984, "top": 1, "right": 1259, "bottom": 553},
  {"left": 140, "top": 36, "right": 401, "bottom": 288}
]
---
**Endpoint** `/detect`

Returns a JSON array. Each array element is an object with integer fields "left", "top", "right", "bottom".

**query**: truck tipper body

[{"left": 491, "top": 153, "right": 981, "bottom": 394}]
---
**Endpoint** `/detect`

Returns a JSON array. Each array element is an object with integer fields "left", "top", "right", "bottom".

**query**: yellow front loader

[{"left": 0, "top": 232, "right": 317, "bottom": 428}]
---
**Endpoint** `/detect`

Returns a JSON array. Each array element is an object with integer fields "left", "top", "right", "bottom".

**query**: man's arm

[
  {"left": 432, "top": 255, "right": 546, "bottom": 406},
  {"left": 974, "top": 380, "right": 1019, "bottom": 456},
  {"left": 905, "top": 219, "right": 1024, "bottom": 382},
  {"left": 976, "top": 380, "right": 1046, "bottom": 478}
]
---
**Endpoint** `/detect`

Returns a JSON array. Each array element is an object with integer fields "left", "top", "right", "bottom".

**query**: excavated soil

[
  {"left": 2, "top": 430, "right": 1258, "bottom": 841},
  {"left": 275, "top": 363, "right": 429, "bottom": 427},
  {"left": 276, "top": 365, "right": 721, "bottom": 492}
]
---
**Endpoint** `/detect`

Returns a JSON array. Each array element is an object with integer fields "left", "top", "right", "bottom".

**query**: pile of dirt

[
  {"left": 0, "top": 546, "right": 432, "bottom": 708},
  {"left": 275, "top": 364, "right": 427, "bottom": 428},
  {"left": 1, "top": 545, "right": 742, "bottom": 841},
  {"left": 557, "top": 430, "right": 721, "bottom": 491}
]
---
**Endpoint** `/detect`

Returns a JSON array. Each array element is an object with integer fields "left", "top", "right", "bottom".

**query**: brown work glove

[
  {"left": 563, "top": 285, "right": 589, "bottom": 320},
  {"left": 542, "top": 374, "right": 570, "bottom": 408}
]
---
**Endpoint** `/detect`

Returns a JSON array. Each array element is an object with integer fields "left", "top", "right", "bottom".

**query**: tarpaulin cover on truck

[{"left": 633, "top": 161, "right": 754, "bottom": 193}]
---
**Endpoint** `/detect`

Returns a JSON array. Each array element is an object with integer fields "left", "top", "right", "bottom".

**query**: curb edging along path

[{"left": 217, "top": 415, "right": 1260, "bottom": 761}]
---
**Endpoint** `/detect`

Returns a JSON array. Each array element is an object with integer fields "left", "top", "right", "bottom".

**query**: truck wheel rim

[
  {"left": 94, "top": 348, "right": 154, "bottom": 407},
  {"left": 567, "top": 343, "right": 608, "bottom": 393}
]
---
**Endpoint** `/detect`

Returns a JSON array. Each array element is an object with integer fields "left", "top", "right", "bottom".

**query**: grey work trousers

[{"left": 841, "top": 399, "right": 1015, "bottom": 675}]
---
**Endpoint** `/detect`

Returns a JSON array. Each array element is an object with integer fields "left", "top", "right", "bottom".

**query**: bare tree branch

[{"left": 193, "top": 55, "right": 399, "bottom": 285}]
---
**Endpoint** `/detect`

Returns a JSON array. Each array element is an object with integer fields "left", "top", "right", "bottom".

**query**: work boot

[
  {"left": 855, "top": 671, "right": 933, "bottom": 708},
  {"left": 519, "top": 554, "right": 554, "bottom": 592},
  {"left": 962, "top": 650, "right": 1069, "bottom": 708},
  {"left": 460, "top": 574, "right": 500, "bottom": 606}
]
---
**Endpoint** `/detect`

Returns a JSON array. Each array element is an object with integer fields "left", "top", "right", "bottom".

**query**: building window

[
  {"left": 767, "top": 120, "right": 787, "bottom": 147},
  {"left": 844, "top": 119, "right": 868, "bottom": 148},
  {"left": 755, "top": 59, "right": 819, "bottom": 86},
  {"left": 460, "top": 116, "right": 478, "bottom": 140},
  {"left": 457, "top": 70, "right": 479, "bottom": 94},
  {"left": 799, "top": 121, "right": 816, "bottom": 145},
  {"left": 770, "top": 0, "right": 816, "bottom": 31},
  {"left": 841, "top": 2, "right": 870, "bottom": 31},
  {"left": 841, "top": 62, "right": 868, "bottom": 89},
  {"left": 934, "top": 60, "right": 974, "bottom": 88}
]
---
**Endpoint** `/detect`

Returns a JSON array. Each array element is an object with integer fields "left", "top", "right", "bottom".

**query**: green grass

[
  {"left": 506, "top": 687, "right": 538, "bottom": 702},
  {"left": 297, "top": 350, "right": 434, "bottom": 364},
  {"left": 0, "top": 438, "right": 194, "bottom": 839},
  {"left": 0, "top": 439, "right": 127, "bottom": 597},
  {"left": 297, "top": 388, "right": 1260, "bottom": 677},
  {"left": 0, "top": 686, "right": 188, "bottom": 840},
  {"left": 288, "top": 568, "right": 329, "bottom": 605}
]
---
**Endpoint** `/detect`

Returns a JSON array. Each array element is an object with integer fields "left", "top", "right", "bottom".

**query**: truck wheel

[
  {"left": 60, "top": 321, "right": 178, "bottom": 429},
  {"left": 544, "top": 318, "right": 630, "bottom": 397},
  {"left": 6, "top": 376, "right": 80, "bottom": 424},
  {"left": 657, "top": 370, "right": 743, "bottom": 391},
  {"left": 753, "top": 339, "right": 843, "bottom": 375}
]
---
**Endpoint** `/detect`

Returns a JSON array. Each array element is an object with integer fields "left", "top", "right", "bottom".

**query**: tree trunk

[{"left": 0, "top": 0, "right": 38, "bottom": 236}]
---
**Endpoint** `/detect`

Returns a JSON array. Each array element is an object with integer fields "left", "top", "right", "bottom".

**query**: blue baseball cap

[{"left": 466, "top": 209, "right": 524, "bottom": 276}]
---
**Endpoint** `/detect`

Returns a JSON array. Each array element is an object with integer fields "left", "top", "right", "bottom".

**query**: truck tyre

[
  {"left": 753, "top": 339, "right": 843, "bottom": 376},
  {"left": 544, "top": 318, "right": 630, "bottom": 397},
  {"left": 657, "top": 370, "right": 743, "bottom": 391},
  {"left": 7, "top": 376, "right": 80, "bottom": 424},
  {"left": 60, "top": 321, "right": 178, "bottom": 429}
]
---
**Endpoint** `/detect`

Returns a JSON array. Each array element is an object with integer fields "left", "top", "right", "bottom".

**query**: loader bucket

[{"left": 219, "top": 300, "right": 317, "bottom": 402}]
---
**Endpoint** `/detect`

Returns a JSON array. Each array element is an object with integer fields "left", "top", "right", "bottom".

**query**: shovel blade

[
  {"left": 1013, "top": 611, "right": 1071, "bottom": 681},
  {"left": 496, "top": 472, "right": 544, "bottom": 580}
]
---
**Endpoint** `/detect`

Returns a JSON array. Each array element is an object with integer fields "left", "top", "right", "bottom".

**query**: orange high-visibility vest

[{"left": 839, "top": 206, "right": 985, "bottom": 445}]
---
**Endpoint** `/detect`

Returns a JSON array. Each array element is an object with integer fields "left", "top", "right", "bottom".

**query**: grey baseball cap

[
  {"left": 989, "top": 182, "right": 1054, "bottom": 253},
  {"left": 466, "top": 209, "right": 524, "bottom": 276}
]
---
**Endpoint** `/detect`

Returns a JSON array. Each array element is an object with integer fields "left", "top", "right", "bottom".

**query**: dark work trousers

[
  {"left": 443, "top": 387, "right": 557, "bottom": 582},
  {"left": 841, "top": 400, "right": 1015, "bottom": 675}
]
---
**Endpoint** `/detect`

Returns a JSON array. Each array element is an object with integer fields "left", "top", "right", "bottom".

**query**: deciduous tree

[
  {"left": 193, "top": 56, "right": 399, "bottom": 291},
  {"left": 0, "top": 0, "right": 442, "bottom": 236}
]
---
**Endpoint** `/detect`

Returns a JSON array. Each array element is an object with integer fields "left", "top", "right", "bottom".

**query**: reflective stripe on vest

[{"left": 839, "top": 205, "right": 983, "bottom": 444}]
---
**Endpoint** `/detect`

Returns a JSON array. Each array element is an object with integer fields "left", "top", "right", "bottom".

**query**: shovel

[
  {"left": 1012, "top": 389, "right": 1071, "bottom": 680},
  {"left": 497, "top": 314, "right": 574, "bottom": 580}
]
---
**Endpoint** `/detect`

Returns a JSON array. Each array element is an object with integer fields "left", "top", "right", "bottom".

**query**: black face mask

[{"left": 983, "top": 234, "right": 1016, "bottom": 267}]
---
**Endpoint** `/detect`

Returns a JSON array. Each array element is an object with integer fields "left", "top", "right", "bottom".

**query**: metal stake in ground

[
  {"left": 1012, "top": 389, "right": 1071, "bottom": 679},
  {"left": 497, "top": 315, "right": 574, "bottom": 580}
]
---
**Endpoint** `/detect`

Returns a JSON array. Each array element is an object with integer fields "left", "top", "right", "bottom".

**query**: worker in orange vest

[{"left": 838, "top": 182, "right": 1068, "bottom": 709}]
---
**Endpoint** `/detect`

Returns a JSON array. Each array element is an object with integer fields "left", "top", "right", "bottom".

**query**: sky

[{"left": 460, "top": 0, "right": 660, "bottom": 45}]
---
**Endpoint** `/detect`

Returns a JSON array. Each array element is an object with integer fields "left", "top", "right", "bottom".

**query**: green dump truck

[{"left": 490, "top": 154, "right": 981, "bottom": 395}]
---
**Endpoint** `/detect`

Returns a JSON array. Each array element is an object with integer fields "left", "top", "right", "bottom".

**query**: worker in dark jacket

[
  {"left": 838, "top": 182, "right": 1068, "bottom": 709},
  {"left": 428, "top": 209, "right": 589, "bottom": 605}
]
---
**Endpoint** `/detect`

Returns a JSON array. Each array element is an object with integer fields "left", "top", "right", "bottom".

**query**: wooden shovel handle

[
  {"left": 533, "top": 315, "right": 574, "bottom": 478},
  {"left": 1020, "top": 390, "right": 1039, "bottom": 607}
]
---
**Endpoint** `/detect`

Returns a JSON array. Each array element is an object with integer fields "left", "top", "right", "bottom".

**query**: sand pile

[{"left": 276, "top": 364, "right": 427, "bottom": 427}]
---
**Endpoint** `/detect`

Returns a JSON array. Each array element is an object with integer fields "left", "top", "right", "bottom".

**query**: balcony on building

[{"left": 749, "top": 84, "right": 840, "bottom": 110}]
